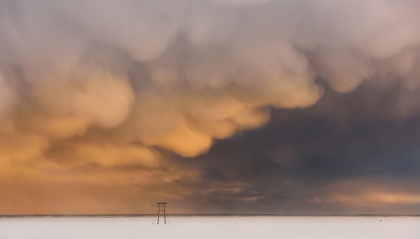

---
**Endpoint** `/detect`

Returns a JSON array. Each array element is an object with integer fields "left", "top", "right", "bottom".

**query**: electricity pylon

[{"left": 156, "top": 202, "right": 167, "bottom": 225}]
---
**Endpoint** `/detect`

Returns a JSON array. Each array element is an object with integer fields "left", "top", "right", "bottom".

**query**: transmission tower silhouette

[{"left": 156, "top": 202, "right": 167, "bottom": 225}]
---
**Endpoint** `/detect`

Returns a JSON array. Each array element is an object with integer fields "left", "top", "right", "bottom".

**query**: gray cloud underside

[{"left": 169, "top": 83, "right": 420, "bottom": 214}]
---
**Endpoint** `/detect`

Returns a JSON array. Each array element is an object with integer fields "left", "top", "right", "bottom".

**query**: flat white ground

[{"left": 0, "top": 216, "right": 419, "bottom": 239}]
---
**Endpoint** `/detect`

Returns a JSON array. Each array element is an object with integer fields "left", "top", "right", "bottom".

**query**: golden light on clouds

[
  {"left": 1, "top": 0, "right": 420, "bottom": 214},
  {"left": 333, "top": 193, "right": 420, "bottom": 205}
]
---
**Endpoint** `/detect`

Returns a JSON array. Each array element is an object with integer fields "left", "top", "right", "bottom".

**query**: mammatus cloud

[{"left": 1, "top": 0, "right": 420, "bottom": 214}]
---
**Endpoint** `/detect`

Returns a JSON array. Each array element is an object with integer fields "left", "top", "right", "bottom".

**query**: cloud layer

[{"left": 1, "top": 0, "right": 420, "bottom": 214}]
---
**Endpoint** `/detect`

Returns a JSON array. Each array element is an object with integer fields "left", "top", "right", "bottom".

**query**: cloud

[
  {"left": 1, "top": 0, "right": 420, "bottom": 158},
  {"left": 0, "top": 72, "right": 15, "bottom": 119},
  {"left": 1, "top": 0, "right": 420, "bottom": 214}
]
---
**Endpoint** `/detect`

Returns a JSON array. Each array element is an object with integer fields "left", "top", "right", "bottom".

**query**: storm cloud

[{"left": 0, "top": 0, "right": 420, "bottom": 214}]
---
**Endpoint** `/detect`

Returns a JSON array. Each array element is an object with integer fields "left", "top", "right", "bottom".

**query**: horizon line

[{"left": 1, "top": 213, "right": 419, "bottom": 218}]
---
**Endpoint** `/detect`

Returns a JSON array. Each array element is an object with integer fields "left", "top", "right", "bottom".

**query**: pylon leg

[{"left": 157, "top": 204, "right": 160, "bottom": 225}]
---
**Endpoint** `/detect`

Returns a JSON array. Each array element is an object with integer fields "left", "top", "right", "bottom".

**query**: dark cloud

[{"left": 175, "top": 82, "right": 420, "bottom": 214}]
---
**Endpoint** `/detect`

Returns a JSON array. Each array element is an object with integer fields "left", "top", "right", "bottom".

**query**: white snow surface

[{"left": 0, "top": 216, "right": 419, "bottom": 239}]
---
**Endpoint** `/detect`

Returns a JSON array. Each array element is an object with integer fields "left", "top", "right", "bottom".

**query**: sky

[{"left": 0, "top": 0, "right": 420, "bottom": 215}]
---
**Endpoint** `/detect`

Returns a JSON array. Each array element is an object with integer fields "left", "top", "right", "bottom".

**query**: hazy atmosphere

[{"left": 1, "top": 0, "right": 420, "bottom": 215}]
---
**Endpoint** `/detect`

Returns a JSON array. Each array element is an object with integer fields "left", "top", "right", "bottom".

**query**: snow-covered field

[{"left": 0, "top": 216, "right": 419, "bottom": 239}]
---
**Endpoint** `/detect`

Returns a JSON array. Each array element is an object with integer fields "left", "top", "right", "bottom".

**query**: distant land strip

[{"left": 1, "top": 214, "right": 419, "bottom": 218}]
